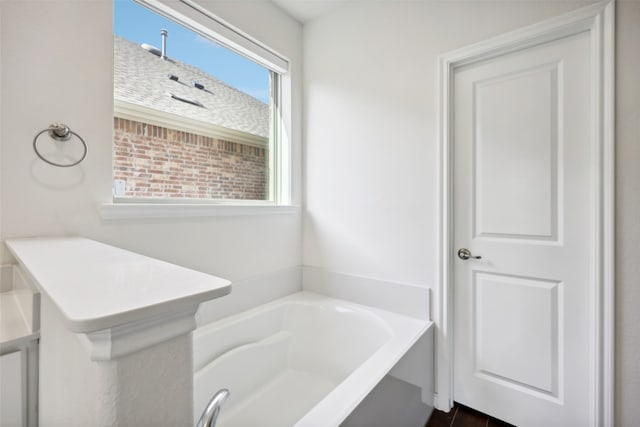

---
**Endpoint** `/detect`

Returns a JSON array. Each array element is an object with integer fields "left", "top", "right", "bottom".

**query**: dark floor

[{"left": 426, "top": 402, "right": 516, "bottom": 427}]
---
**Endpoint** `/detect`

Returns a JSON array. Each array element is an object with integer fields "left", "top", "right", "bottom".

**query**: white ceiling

[
  {"left": 271, "top": 0, "right": 346, "bottom": 23},
  {"left": 271, "top": 0, "right": 623, "bottom": 24}
]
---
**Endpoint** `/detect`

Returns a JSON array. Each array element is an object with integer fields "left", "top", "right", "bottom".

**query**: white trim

[
  {"left": 82, "top": 308, "right": 198, "bottom": 361},
  {"left": 436, "top": 48, "right": 453, "bottom": 411},
  {"left": 118, "top": 1, "right": 293, "bottom": 208},
  {"left": 602, "top": 3, "right": 615, "bottom": 424},
  {"left": 270, "top": 72, "right": 292, "bottom": 205},
  {"left": 114, "top": 100, "right": 268, "bottom": 148},
  {"left": 436, "top": 2, "right": 615, "bottom": 425},
  {"left": 137, "top": 0, "right": 289, "bottom": 74},
  {"left": 99, "top": 202, "right": 300, "bottom": 220}
]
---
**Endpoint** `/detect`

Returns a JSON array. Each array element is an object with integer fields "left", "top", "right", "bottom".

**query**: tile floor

[{"left": 426, "top": 403, "right": 516, "bottom": 427}]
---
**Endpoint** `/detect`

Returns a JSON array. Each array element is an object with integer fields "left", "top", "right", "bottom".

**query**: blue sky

[{"left": 113, "top": 0, "right": 270, "bottom": 103}]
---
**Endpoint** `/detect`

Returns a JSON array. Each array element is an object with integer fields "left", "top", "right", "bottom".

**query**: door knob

[{"left": 457, "top": 248, "right": 482, "bottom": 260}]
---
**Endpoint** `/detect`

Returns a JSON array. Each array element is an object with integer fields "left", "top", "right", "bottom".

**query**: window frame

[{"left": 107, "top": 0, "right": 292, "bottom": 213}]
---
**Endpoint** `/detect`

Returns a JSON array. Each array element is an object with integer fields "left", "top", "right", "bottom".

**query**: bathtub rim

[
  {"left": 193, "top": 290, "right": 396, "bottom": 338},
  {"left": 192, "top": 290, "right": 433, "bottom": 427},
  {"left": 193, "top": 290, "right": 397, "bottom": 373}
]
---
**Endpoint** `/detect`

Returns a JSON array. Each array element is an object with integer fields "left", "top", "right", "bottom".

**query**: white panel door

[{"left": 453, "top": 32, "right": 592, "bottom": 426}]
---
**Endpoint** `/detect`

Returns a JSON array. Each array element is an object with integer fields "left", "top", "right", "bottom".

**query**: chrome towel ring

[{"left": 33, "top": 122, "right": 87, "bottom": 167}]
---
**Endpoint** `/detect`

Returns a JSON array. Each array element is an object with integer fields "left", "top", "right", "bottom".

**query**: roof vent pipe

[{"left": 160, "top": 29, "right": 168, "bottom": 60}]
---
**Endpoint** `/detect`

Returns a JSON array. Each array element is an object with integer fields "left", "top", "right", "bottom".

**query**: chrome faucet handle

[{"left": 196, "top": 388, "right": 230, "bottom": 427}]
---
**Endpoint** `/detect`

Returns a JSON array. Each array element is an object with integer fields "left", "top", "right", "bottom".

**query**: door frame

[{"left": 435, "top": 1, "right": 615, "bottom": 425}]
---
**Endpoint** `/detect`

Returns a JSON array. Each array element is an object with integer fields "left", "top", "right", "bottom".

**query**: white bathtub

[{"left": 193, "top": 291, "right": 431, "bottom": 427}]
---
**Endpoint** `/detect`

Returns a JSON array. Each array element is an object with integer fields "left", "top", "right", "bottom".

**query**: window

[{"left": 113, "top": 0, "right": 288, "bottom": 204}]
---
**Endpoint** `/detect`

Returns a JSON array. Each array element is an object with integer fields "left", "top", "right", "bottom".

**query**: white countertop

[{"left": 5, "top": 237, "right": 231, "bottom": 334}]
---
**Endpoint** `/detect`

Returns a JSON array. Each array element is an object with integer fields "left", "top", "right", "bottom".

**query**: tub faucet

[{"left": 196, "top": 388, "right": 230, "bottom": 427}]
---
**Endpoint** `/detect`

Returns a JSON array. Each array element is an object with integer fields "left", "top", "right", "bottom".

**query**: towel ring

[{"left": 33, "top": 123, "right": 87, "bottom": 168}]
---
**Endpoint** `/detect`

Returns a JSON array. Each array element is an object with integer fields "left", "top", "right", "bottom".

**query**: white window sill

[{"left": 99, "top": 202, "right": 300, "bottom": 220}]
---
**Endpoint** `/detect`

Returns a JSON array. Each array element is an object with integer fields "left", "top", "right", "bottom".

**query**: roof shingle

[{"left": 114, "top": 35, "right": 269, "bottom": 139}]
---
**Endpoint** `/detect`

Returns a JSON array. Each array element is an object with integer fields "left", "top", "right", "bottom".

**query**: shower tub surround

[
  {"left": 194, "top": 291, "right": 433, "bottom": 426},
  {"left": 5, "top": 237, "right": 231, "bottom": 426}
]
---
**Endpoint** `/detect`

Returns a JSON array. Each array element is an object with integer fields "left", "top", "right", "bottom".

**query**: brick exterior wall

[{"left": 113, "top": 117, "right": 268, "bottom": 200}]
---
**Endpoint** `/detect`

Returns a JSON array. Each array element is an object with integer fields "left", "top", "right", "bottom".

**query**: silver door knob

[{"left": 457, "top": 248, "right": 482, "bottom": 260}]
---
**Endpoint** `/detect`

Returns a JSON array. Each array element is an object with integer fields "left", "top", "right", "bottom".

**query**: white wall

[
  {"left": 1, "top": 0, "right": 638, "bottom": 424},
  {"left": 303, "top": 0, "right": 640, "bottom": 424},
  {"left": 615, "top": 2, "right": 640, "bottom": 425},
  {"left": 0, "top": 0, "right": 302, "bottom": 286},
  {"left": 303, "top": 0, "right": 593, "bottom": 287},
  {"left": 39, "top": 294, "right": 193, "bottom": 426}
]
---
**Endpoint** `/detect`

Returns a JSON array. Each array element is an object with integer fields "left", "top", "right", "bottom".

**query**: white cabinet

[
  {"left": 0, "top": 265, "right": 40, "bottom": 427},
  {"left": 0, "top": 350, "right": 26, "bottom": 427}
]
